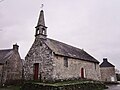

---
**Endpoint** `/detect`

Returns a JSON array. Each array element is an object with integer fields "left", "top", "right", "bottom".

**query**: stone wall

[
  {"left": 3, "top": 50, "right": 23, "bottom": 84},
  {"left": 24, "top": 37, "right": 54, "bottom": 81},
  {"left": 52, "top": 55, "right": 101, "bottom": 81},
  {"left": 24, "top": 37, "right": 101, "bottom": 82},
  {"left": 100, "top": 67, "right": 117, "bottom": 82},
  {"left": 0, "top": 65, "right": 3, "bottom": 84},
  {"left": 0, "top": 50, "right": 23, "bottom": 85}
]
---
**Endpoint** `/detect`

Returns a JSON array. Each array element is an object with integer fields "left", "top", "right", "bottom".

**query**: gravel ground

[{"left": 105, "top": 84, "right": 120, "bottom": 90}]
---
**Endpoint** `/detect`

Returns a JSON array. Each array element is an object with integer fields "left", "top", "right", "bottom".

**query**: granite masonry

[
  {"left": 0, "top": 44, "right": 23, "bottom": 85},
  {"left": 100, "top": 58, "right": 117, "bottom": 82},
  {"left": 24, "top": 10, "right": 101, "bottom": 82}
]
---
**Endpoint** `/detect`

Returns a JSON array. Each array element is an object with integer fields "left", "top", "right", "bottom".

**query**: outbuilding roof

[
  {"left": 44, "top": 38, "right": 99, "bottom": 63},
  {"left": 0, "top": 49, "right": 13, "bottom": 64},
  {"left": 100, "top": 58, "right": 115, "bottom": 67}
]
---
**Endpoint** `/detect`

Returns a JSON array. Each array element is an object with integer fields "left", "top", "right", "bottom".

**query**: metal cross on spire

[{"left": 40, "top": 4, "right": 44, "bottom": 9}]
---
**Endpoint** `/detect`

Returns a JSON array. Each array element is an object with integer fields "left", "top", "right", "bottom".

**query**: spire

[
  {"left": 37, "top": 10, "right": 45, "bottom": 26},
  {"left": 35, "top": 10, "right": 47, "bottom": 39}
]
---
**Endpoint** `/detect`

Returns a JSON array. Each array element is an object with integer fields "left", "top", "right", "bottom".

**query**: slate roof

[
  {"left": 100, "top": 59, "right": 115, "bottom": 67},
  {"left": 44, "top": 38, "right": 99, "bottom": 63},
  {"left": 0, "top": 49, "right": 13, "bottom": 64}
]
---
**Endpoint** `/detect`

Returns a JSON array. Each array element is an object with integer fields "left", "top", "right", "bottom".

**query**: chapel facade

[{"left": 24, "top": 10, "right": 101, "bottom": 82}]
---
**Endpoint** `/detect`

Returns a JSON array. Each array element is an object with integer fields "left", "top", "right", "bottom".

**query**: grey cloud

[{"left": 0, "top": 0, "right": 120, "bottom": 69}]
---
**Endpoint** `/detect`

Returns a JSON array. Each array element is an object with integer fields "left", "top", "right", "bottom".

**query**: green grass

[
  {"left": 22, "top": 80, "right": 106, "bottom": 90},
  {"left": 0, "top": 86, "right": 21, "bottom": 90},
  {"left": 33, "top": 79, "right": 102, "bottom": 86}
]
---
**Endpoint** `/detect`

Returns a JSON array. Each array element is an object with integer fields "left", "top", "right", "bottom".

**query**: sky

[{"left": 0, "top": 0, "right": 120, "bottom": 70}]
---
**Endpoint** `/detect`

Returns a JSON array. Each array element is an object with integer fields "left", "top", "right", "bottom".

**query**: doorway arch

[
  {"left": 34, "top": 63, "right": 39, "bottom": 80},
  {"left": 81, "top": 68, "right": 84, "bottom": 78}
]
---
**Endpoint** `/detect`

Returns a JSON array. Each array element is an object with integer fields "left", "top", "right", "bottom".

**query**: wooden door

[
  {"left": 34, "top": 63, "right": 39, "bottom": 80},
  {"left": 81, "top": 68, "right": 84, "bottom": 78}
]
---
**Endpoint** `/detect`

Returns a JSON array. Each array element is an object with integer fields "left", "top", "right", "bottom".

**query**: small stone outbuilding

[
  {"left": 100, "top": 58, "right": 117, "bottom": 82},
  {"left": 24, "top": 10, "right": 101, "bottom": 82},
  {"left": 0, "top": 44, "right": 23, "bottom": 85}
]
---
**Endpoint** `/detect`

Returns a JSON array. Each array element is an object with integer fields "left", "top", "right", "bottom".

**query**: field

[{"left": 0, "top": 86, "right": 20, "bottom": 90}]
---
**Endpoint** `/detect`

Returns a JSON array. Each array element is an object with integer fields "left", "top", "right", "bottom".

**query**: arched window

[
  {"left": 81, "top": 68, "right": 84, "bottom": 78},
  {"left": 34, "top": 63, "right": 39, "bottom": 80},
  {"left": 42, "top": 28, "right": 46, "bottom": 35},
  {"left": 64, "top": 57, "right": 68, "bottom": 67}
]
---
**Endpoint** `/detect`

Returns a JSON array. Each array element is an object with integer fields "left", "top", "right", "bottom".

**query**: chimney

[
  {"left": 13, "top": 44, "right": 19, "bottom": 51},
  {"left": 103, "top": 58, "right": 108, "bottom": 62}
]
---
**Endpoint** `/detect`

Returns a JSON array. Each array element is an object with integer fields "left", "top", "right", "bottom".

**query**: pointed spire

[
  {"left": 37, "top": 10, "right": 45, "bottom": 26},
  {"left": 35, "top": 10, "right": 47, "bottom": 39}
]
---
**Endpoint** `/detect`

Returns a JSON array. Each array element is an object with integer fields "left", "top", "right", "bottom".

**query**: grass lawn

[
  {"left": 34, "top": 79, "right": 102, "bottom": 86},
  {"left": 0, "top": 86, "right": 21, "bottom": 90}
]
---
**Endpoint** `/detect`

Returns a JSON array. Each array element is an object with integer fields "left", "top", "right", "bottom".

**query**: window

[
  {"left": 81, "top": 68, "right": 84, "bottom": 78},
  {"left": 64, "top": 57, "right": 68, "bottom": 67},
  {"left": 36, "top": 28, "right": 39, "bottom": 35},
  {"left": 94, "top": 63, "right": 96, "bottom": 70},
  {"left": 42, "top": 28, "right": 46, "bottom": 35},
  {"left": 6, "top": 61, "right": 7, "bottom": 65}
]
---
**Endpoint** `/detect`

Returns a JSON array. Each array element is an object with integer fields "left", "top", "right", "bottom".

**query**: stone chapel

[{"left": 24, "top": 10, "right": 101, "bottom": 82}]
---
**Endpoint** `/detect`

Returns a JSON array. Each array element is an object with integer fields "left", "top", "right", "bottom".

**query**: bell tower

[{"left": 35, "top": 10, "right": 47, "bottom": 39}]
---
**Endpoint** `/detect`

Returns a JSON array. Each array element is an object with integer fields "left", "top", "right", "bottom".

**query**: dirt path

[{"left": 105, "top": 84, "right": 120, "bottom": 90}]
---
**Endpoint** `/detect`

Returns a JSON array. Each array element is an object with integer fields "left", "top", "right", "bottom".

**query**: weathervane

[{"left": 40, "top": 4, "right": 44, "bottom": 9}]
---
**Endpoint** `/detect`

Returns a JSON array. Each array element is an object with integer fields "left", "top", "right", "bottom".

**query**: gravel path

[{"left": 105, "top": 84, "right": 120, "bottom": 90}]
